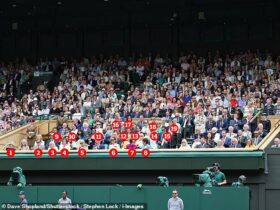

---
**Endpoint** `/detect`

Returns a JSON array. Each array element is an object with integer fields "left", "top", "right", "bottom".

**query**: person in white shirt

[
  {"left": 211, "top": 127, "right": 221, "bottom": 143},
  {"left": 108, "top": 139, "right": 120, "bottom": 150},
  {"left": 179, "top": 139, "right": 191, "bottom": 150},
  {"left": 192, "top": 138, "right": 202, "bottom": 148},
  {"left": 226, "top": 126, "right": 237, "bottom": 139},
  {"left": 83, "top": 97, "right": 92, "bottom": 108},
  {"left": 168, "top": 190, "right": 184, "bottom": 210},
  {"left": 194, "top": 109, "right": 207, "bottom": 133},
  {"left": 32, "top": 106, "right": 41, "bottom": 116},
  {"left": 59, "top": 138, "right": 71, "bottom": 151},
  {"left": 48, "top": 141, "right": 58, "bottom": 151},
  {"left": 33, "top": 135, "right": 45, "bottom": 150},
  {"left": 58, "top": 191, "right": 72, "bottom": 210},
  {"left": 41, "top": 105, "right": 50, "bottom": 116}
]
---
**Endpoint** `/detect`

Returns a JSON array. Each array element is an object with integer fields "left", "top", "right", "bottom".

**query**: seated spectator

[
  {"left": 59, "top": 123, "right": 70, "bottom": 138},
  {"left": 45, "top": 129, "right": 60, "bottom": 149},
  {"left": 81, "top": 122, "right": 91, "bottom": 138},
  {"left": 194, "top": 109, "right": 207, "bottom": 133},
  {"left": 92, "top": 140, "right": 106, "bottom": 150},
  {"left": 253, "top": 130, "right": 264, "bottom": 145},
  {"left": 255, "top": 123, "right": 267, "bottom": 138},
  {"left": 273, "top": 99, "right": 280, "bottom": 115},
  {"left": 70, "top": 124, "right": 79, "bottom": 135},
  {"left": 19, "top": 139, "right": 30, "bottom": 151},
  {"left": 193, "top": 129, "right": 206, "bottom": 140},
  {"left": 33, "top": 135, "right": 45, "bottom": 150},
  {"left": 121, "top": 139, "right": 129, "bottom": 149},
  {"left": 126, "top": 140, "right": 140, "bottom": 149},
  {"left": 205, "top": 115, "right": 216, "bottom": 132},
  {"left": 229, "top": 138, "right": 241, "bottom": 148},
  {"left": 236, "top": 130, "right": 247, "bottom": 148},
  {"left": 178, "top": 139, "right": 191, "bottom": 150},
  {"left": 211, "top": 127, "right": 220, "bottom": 143},
  {"left": 195, "top": 138, "right": 208, "bottom": 148},
  {"left": 141, "top": 138, "right": 153, "bottom": 149},
  {"left": 59, "top": 138, "right": 71, "bottom": 151},
  {"left": 141, "top": 121, "right": 149, "bottom": 135},
  {"left": 3, "top": 141, "right": 17, "bottom": 150},
  {"left": 226, "top": 126, "right": 237, "bottom": 139},
  {"left": 77, "top": 139, "right": 88, "bottom": 150},
  {"left": 136, "top": 133, "right": 145, "bottom": 148},
  {"left": 245, "top": 139, "right": 256, "bottom": 149},
  {"left": 48, "top": 141, "right": 58, "bottom": 151},
  {"left": 271, "top": 138, "right": 280, "bottom": 148},
  {"left": 259, "top": 114, "right": 271, "bottom": 133},
  {"left": 41, "top": 105, "right": 50, "bottom": 116},
  {"left": 216, "top": 115, "right": 226, "bottom": 132},
  {"left": 215, "top": 140, "right": 225, "bottom": 148},
  {"left": 242, "top": 124, "right": 252, "bottom": 140},
  {"left": 85, "top": 134, "right": 94, "bottom": 149},
  {"left": 220, "top": 130, "right": 232, "bottom": 148},
  {"left": 206, "top": 132, "right": 213, "bottom": 142},
  {"left": 136, "top": 115, "right": 145, "bottom": 130},
  {"left": 109, "top": 139, "right": 121, "bottom": 150},
  {"left": 32, "top": 105, "right": 41, "bottom": 117},
  {"left": 264, "top": 98, "right": 274, "bottom": 115}
]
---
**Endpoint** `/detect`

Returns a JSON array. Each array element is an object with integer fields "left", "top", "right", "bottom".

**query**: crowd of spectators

[{"left": 1, "top": 50, "right": 280, "bottom": 150}]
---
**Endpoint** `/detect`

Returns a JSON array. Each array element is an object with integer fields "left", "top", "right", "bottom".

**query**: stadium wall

[{"left": 0, "top": 186, "right": 249, "bottom": 210}]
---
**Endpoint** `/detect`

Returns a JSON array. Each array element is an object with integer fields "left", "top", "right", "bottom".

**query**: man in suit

[
  {"left": 229, "top": 113, "right": 240, "bottom": 132},
  {"left": 136, "top": 115, "right": 145, "bottom": 130},
  {"left": 193, "top": 129, "right": 206, "bottom": 140},
  {"left": 205, "top": 115, "right": 216, "bottom": 132},
  {"left": 173, "top": 112, "right": 183, "bottom": 127},
  {"left": 120, "top": 106, "right": 131, "bottom": 120},
  {"left": 264, "top": 98, "right": 274, "bottom": 115},
  {"left": 126, "top": 100, "right": 134, "bottom": 114},
  {"left": 271, "top": 138, "right": 280, "bottom": 148},
  {"left": 196, "top": 137, "right": 211, "bottom": 148},
  {"left": 222, "top": 108, "right": 231, "bottom": 122},
  {"left": 182, "top": 110, "right": 195, "bottom": 138},
  {"left": 259, "top": 114, "right": 271, "bottom": 133},
  {"left": 216, "top": 115, "right": 228, "bottom": 132},
  {"left": 253, "top": 130, "right": 264, "bottom": 145},
  {"left": 152, "top": 104, "right": 161, "bottom": 117},
  {"left": 229, "top": 138, "right": 241, "bottom": 148}
]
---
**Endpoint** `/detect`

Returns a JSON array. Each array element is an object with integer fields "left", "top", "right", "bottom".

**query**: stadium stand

[{"left": 1, "top": 50, "right": 279, "bottom": 151}]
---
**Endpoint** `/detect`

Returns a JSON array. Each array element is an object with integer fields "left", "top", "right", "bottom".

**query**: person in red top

[{"left": 230, "top": 95, "right": 239, "bottom": 108}]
